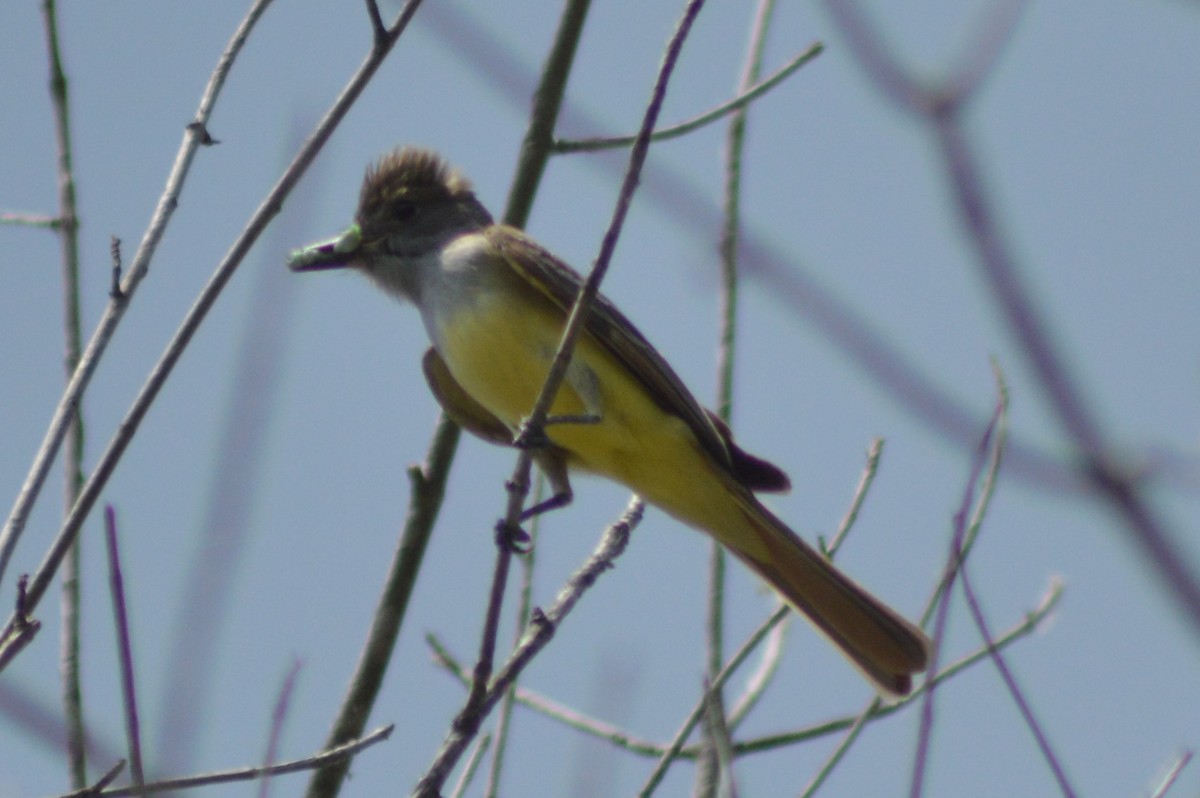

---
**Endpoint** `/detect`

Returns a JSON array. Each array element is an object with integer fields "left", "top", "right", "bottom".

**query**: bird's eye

[{"left": 392, "top": 200, "right": 418, "bottom": 221}]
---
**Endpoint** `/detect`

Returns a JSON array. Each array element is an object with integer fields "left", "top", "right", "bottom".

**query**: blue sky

[{"left": 2, "top": 2, "right": 1199, "bottom": 796}]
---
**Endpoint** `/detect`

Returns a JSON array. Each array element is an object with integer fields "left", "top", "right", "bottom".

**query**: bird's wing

[{"left": 487, "top": 225, "right": 788, "bottom": 493}]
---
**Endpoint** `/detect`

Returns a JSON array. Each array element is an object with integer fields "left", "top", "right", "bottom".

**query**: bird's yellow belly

[
  {"left": 433, "top": 293, "right": 717, "bottom": 511},
  {"left": 433, "top": 289, "right": 773, "bottom": 562}
]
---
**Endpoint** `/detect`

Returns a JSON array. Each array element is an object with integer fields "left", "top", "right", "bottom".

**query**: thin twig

[
  {"left": 448, "top": 734, "right": 489, "bottom": 796},
  {"left": 109, "top": 237, "right": 125, "bottom": 301},
  {"left": 0, "top": 0, "right": 427, "bottom": 665},
  {"left": 43, "top": 725, "right": 394, "bottom": 798},
  {"left": 0, "top": 211, "right": 62, "bottom": 227},
  {"left": 825, "top": 438, "right": 883, "bottom": 557},
  {"left": 0, "top": 577, "right": 40, "bottom": 672},
  {"left": 428, "top": 631, "right": 670, "bottom": 756},
  {"left": 957, "top": 531, "right": 1077, "bottom": 796},
  {"left": 411, "top": 500, "right": 641, "bottom": 797},
  {"left": 38, "top": 0, "right": 88, "bottom": 784},
  {"left": 259, "top": 659, "right": 303, "bottom": 798},
  {"left": 802, "top": 585, "right": 1057, "bottom": 797},
  {"left": 951, "top": 368, "right": 1075, "bottom": 795},
  {"left": 458, "top": 536, "right": 514, "bottom": 736},
  {"left": 725, "top": 605, "right": 787, "bottom": 729},
  {"left": 798, "top": 699, "right": 875, "bottom": 798},
  {"left": 103, "top": 507, "right": 145, "bottom": 788},
  {"left": 1146, "top": 750, "right": 1193, "bottom": 798},
  {"left": 911, "top": 381, "right": 1006, "bottom": 797},
  {"left": 484, "top": 480, "right": 543, "bottom": 798},
  {"left": 432, "top": 580, "right": 1057, "bottom": 759},
  {"left": 807, "top": 373, "right": 1007, "bottom": 795},
  {"left": 78, "top": 760, "right": 126, "bottom": 797},
  {"left": 941, "top": 0, "right": 1029, "bottom": 103},
  {"left": 919, "top": 361, "right": 1008, "bottom": 625},
  {"left": 700, "top": 684, "right": 737, "bottom": 798},
  {"left": 699, "top": 2, "right": 778, "bottom": 789},
  {"left": 555, "top": 41, "right": 820, "bottom": 153},
  {"left": 448, "top": 734, "right": 492, "bottom": 798},
  {"left": 364, "top": 0, "right": 386, "bottom": 45},
  {"left": 755, "top": 581, "right": 1060, "bottom": 757},
  {"left": 639, "top": 594, "right": 787, "bottom": 795}
]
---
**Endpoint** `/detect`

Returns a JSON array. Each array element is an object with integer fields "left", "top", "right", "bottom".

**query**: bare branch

[
  {"left": 555, "top": 42, "right": 822, "bottom": 153},
  {"left": 412, "top": 500, "right": 640, "bottom": 797},
  {"left": 432, "top": 579, "right": 1059, "bottom": 761},
  {"left": 1146, "top": 750, "right": 1193, "bottom": 798},
  {"left": 0, "top": 0, "right": 280, "bottom": 597},
  {"left": 910, "top": 380, "right": 1006, "bottom": 797},
  {"left": 957, "top": 524, "right": 1077, "bottom": 796},
  {"left": 303, "top": 415, "right": 456, "bottom": 798},
  {"left": 824, "top": 438, "right": 884, "bottom": 558},
  {"left": 43, "top": 726, "right": 394, "bottom": 798},
  {"left": 639, "top": 598, "right": 787, "bottom": 794},
  {"left": 448, "top": 734, "right": 492, "bottom": 798},
  {"left": 0, "top": 0, "right": 428, "bottom": 664},
  {"left": 364, "top": 0, "right": 387, "bottom": 45},
  {"left": 0, "top": 212, "right": 62, "bottom": 228},
  {"left": 0, "top": 576, "right": 40, "bottom": 673},
  {"left": 37, "top": 0, "right": 90, "bottom": 784},
  {"left": 801, "top": 579, "right": 1060, "bottom": 795}
]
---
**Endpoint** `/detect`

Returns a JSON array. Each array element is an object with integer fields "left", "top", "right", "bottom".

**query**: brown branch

[{"left": 302, "top": 415, "right": 456, "bottom": 798}]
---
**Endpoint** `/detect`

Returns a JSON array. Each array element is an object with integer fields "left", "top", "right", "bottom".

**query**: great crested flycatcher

[{"left": 288, "top": 147, "right": 930, "bottom": 696}]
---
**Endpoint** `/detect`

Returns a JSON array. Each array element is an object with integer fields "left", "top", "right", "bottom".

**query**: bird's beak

[{"left": 287, "top": 223, "right": 364, "bottom": 271}]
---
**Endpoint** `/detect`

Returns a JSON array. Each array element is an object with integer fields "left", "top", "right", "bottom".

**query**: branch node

[
  {"left": 365, "top": 0, "right": 387, "bottom": 46},
  {"left": 493, "top": 519, "right": 531, "bottom": 555},
  {"left": 186, "top": 120, "right": 220, "bottom": 146},
  {"left": 529, "top": 607, "right": 554, "bottom": 639},
  {"left": 109, "top": 235, "right": 126, "bottom": 302}
]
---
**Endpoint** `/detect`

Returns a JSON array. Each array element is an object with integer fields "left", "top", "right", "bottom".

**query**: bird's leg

[{"left": 495, "top": 445, "right": 575, "bottom": 553}]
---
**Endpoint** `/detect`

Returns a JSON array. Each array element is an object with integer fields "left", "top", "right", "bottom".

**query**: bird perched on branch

[{"left": 289, "top": 147, "right": 931, "bottom": 696}]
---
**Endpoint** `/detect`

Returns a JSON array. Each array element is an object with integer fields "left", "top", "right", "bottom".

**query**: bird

[{"left": 288, "top": 147, "right": 931, "bottom": 696}]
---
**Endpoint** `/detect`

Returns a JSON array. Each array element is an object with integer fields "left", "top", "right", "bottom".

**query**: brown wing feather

[
  {"left": 487, "top": 226, "right": 766, "bottom": 481},
  {"left": 422, "top": 348, "right": 515, "bottom": 446}
]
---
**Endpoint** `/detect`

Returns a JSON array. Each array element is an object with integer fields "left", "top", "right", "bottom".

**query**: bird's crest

[{"left": 361, "top": 147, "right": 473, "bottom": 211}]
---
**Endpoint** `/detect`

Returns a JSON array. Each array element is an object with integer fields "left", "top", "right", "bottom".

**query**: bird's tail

[{"left": 719, "top": 495, "right": 931, "bottom": 697}]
